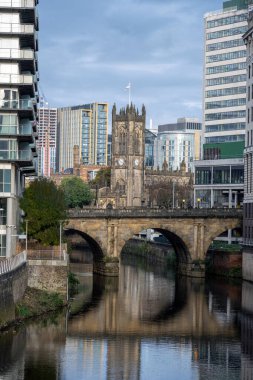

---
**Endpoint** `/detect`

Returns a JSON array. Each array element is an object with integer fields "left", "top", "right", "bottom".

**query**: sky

[{"left": 38, "top": 0, "right": 222, "bottom": 129}]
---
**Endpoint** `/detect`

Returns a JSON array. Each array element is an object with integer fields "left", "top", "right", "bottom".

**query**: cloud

[{"left": 38, "top": 0, "right": 221, "bottom": 126}]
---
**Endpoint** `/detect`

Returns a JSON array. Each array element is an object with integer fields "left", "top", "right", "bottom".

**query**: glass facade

[
  {"left": 206, "top": 25, "right": 247, "bottom": 40},
  {"left": 206, "top": 62, "right": 246, "bottom": 75},
  {"left": 206, "top": 74, "right": 246, "bottom": 86},
  {"left": 145, "top": 130, "right": 156, "bottom": 168},
  {"left": 206, "top": 86, "right": 246, "bottom": 98}
]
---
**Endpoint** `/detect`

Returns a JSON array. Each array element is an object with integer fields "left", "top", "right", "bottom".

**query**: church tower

[{"left": 111, "top": 104, "right": 146, "bottom": 207}]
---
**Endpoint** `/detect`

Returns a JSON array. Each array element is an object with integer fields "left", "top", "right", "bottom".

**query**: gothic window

[
  {"left": 134, "top": 128, "right": 141, "bottom": 154},
  {"left": 119, "top": 129, "right": 126, "bottom": 155},
  {"left": 116, "top": 179, "right": 126, "bottom": 195}
]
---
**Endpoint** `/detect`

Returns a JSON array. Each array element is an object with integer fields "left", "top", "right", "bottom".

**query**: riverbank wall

[
  {"left": 206, "top": 249, "right": 242, "bottom": 277},
  {"left": 0, "top": 263, "right": 27, "bottom": 326},
  {"left": 121, "top": 238, "right": 175, "bottom": 264},
  {"left": 28, "top": 259, "right": 69, "bottom": 301}
]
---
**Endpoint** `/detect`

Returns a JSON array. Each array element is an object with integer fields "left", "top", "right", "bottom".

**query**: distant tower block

[
  {"left": 111, "top": 104, "right": 146, "bottom": 207},
  {"left": 73, "top": 145, "right": 80, "bottom": 176}
]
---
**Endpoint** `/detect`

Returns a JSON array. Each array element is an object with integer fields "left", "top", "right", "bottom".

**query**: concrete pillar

[
  {"left": 6, "top": 197, "right": 15, "bottom": 258},
  {"left": 228, "top": 229, "right": 232, "bottom": 245},
  {"left": 211, "top": 189, "right": 214, "bottom": 208},
  {"left": 228, "top": 189, "right": 232, "bottom": 208}
]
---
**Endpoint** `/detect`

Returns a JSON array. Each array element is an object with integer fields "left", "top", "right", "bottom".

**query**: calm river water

[{"left": 0, "top": 256, "right": 252, "bottom": 380}]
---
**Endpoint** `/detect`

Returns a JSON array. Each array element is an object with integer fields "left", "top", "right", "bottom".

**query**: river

[{"left": 0, "top": 256, "right": 252, "bottom": 380}]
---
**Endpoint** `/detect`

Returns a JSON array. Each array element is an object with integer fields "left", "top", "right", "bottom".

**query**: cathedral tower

[{"left": 111, "top": 104, "right": 146, "bottom": 207}]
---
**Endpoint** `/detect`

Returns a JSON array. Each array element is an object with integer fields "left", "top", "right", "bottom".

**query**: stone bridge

[{"left": 66, "top": 208, "right": 243, "bottom": 276}]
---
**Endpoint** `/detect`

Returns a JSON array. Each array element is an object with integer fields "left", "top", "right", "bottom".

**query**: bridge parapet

[{"left": 68, "top": 207, "right": 243, "bottom": 220}]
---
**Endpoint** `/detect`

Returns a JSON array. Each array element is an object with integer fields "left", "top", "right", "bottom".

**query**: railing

[
  {"left": 0, "top": 125, "right": 33, "bottom": 136},
  {"left": 0, "top": 251, "right": 26, "bottom": 276},
  {"left": 27, "top": 250, "right": 67, "bottom": 261},
  {"left": 0, "top": 99, "right": 34, "bottom": 110},
  {"left": 0, "top": 48, "right": 34, "bottom": 60},
  {"left": 0, "top": 24, "right": 34, "bottom": 34},
  {"left": 0, "top": 0, "right": 35, "bottom": 7},
  {"left": 68, "top": 207, "right": 243, "bottom": 219},
  {"left": 0, "top": 74, "right": 34, "bottom": 85}
]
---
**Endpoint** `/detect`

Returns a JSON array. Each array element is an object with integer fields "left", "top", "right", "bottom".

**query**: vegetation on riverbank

[{"left": 15, "top": 287, "right": 65, "bottom": 319}]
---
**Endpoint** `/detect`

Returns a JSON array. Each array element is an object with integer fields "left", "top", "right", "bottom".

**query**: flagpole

[{"left": 126, "top": 82, "right": 131, "bottom": 106}]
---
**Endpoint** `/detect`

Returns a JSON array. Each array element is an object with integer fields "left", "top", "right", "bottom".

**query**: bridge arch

[
  {"left": 118, "top": 224, "right": 191, "bottom": 263},
  {"left": 203, "top": 219, "right": 242, "bottom": 257},
  {"left": 64, "top": 228, "right": 105, "bottom": 262}
]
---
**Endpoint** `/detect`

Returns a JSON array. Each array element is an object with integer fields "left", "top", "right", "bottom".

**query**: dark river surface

[{"left": 0, "top": 255, "right": 253, "bottom": 380}]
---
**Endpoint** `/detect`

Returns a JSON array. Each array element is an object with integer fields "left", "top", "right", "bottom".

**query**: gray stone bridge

[{"left": 66, "top": 208, "right": 243, "bottom": 276}]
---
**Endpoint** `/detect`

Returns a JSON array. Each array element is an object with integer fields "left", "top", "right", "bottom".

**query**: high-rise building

[
  {"left": 154, "top": 118, "right": 202, "bottom": 172},
  {"left": 242, "top": 10, "right": 253, "bottom": 281},
  {"left": 56, "top": 103, "right": 108, "bottom": 172},
  {"left": 37, "top": 104, "right": 57, "bottom": 177},
  {"left": 203, "top": 0, "right": 253, "bottom": 157},
  {"left": 0, "top": 0, "right": 39, "bottom": 257},
  {"left": 145, "top": 129, "right": 156, "bottom": 168}
]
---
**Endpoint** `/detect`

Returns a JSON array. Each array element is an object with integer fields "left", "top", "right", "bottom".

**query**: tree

[
  {"left": 60, "top": 176, "right": 93, "bottom": 208},
  {"left": 90, "top": 167, "right": 111, "bottom": 188},
  {"left": 19, "top": 178, "right": 67, "bottom": 246}
]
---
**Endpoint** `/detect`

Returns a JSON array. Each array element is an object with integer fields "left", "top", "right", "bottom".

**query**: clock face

[
  {"left": 134, "top": 159, "right": 139, "bottom": 167},
  {"left": 118, "top": 158, "right": 124, "bottom": 166}
]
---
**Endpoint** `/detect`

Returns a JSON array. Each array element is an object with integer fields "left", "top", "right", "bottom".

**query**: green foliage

[
  {"left": 68, "top": 272, "right": 80, "bottom": 296},
  {"left": 16, "top": 305, "right": 31, "bottom": 318},
  {"left": 91, "top": 168, "right": 111, "bottom": 188},
  {"left": 19, "top": 178, "right": 67, "bottom": 246},
  {"left": 60, "top": 176, "right": 93, "bottom": 208}
]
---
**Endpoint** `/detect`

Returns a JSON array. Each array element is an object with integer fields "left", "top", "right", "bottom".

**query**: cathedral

[{"left": 99, "top": 104, "right": 146, "bottom": 208}]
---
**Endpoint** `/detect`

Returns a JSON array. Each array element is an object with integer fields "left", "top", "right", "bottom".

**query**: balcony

[
  {"left": 0, "top": 0, "right": 36, "bottom": 8},
  {"left": 0, "top": 48, "right": 34, "bottom": 60},
  {"left": 0, "top": 24, "right": 34, "bottom": 35}
]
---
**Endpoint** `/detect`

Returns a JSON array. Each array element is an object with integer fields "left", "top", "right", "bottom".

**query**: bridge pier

[
  {"left": 178, "top": 262, "right": 205, "bottom": 278},
  {"left": 93, "top": 258, "right": 120, "bottom": 277}
]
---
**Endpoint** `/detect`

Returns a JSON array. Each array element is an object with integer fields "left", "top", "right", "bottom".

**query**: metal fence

[
  {"left": 27, "top": 250, "right": 67, "bottom": 261},
  {"left": 0, "top": 251, "right": 27, "bottom": 276}
]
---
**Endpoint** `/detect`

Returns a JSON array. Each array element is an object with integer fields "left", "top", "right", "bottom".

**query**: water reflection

[{"left": 0, "top": 260, "right": 252, "bottom": 379}]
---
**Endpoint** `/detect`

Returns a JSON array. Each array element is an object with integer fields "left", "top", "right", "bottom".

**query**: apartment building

[
  {"left": 0, "top": 0, "right": 39, "bottom": 257},
  {"left": 37, "top": 104, "right": 57, "bottom": 176}
]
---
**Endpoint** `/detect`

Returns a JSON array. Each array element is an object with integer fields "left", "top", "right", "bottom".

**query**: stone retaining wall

[
  {"left": 28, "top": 260, "right": 69, "bottom": 300},
  {"left": 0, "top": 263, "right": 27, "bottom": 326}
]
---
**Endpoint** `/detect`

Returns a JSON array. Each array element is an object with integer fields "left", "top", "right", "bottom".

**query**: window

[
  {"left": 206, "top": 14, "right": 247, "bottom": 29},
  {"left": 213, "top": 167, "right": 230, "bottom": 184},
  {"left": 206, "top": 62, "right": 246, "bottom": 75},
  {"left": 206, "top": 26, "right": 247, "bottom": 40},
  {"left": 205, "top": 123, "right": 245, "bottom": 133},
  {"left": 205, "top": 110, "right": 246, "bottom": 121},
  {"left": 0, "top": 140, "right": 17, "bottom": 160},
  {"left": 206, "top": 50, "right": 246, "bottom": 63},
  {"left": 195, "top": 167, "right": 211, "bottom": 185},
  {"left": 0, "top": 234, "right": 6, "bottom": 257},
  {"left": 205, "top": 98, "right": 246, "bottom": 109},
  {"left": 0, "top": 169, "right": 11, "bottom": 192},
  {"left": 206, "top": 74, "right": 246, "bottom": 87},
  {"left": 206, "top": 38, "right": 244, "bottom": 52},
  {"left": 206, "top": 86, "right": 246, "bottom": 98}
]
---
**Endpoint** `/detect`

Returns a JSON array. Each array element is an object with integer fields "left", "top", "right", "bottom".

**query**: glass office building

[{"left": 57, "top": 103, "right": 108, "bottom": 172}]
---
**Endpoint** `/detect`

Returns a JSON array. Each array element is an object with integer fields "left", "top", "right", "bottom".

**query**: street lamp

[
  {"left": 172, "top": 181, "right": 176, "bottom": 209},
  {"left": 25, "top": 220, "right": 29, "bottom": 254},
  {"left": 197, "top": 198, "right": 201, "bottom": 209},
  {"left": 182, "top": 199, "right": 185, "bottom": 209},
  {"left": 59, "top": 220, "right": 63, "bottom": 259}
]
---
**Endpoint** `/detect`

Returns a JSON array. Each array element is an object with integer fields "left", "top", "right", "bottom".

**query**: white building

[
  {"left": 154, "top": 118, "right": 202, "bottom": 172},
  {"left": 203, "top": 3, "right": 248, "bottom": 148}
]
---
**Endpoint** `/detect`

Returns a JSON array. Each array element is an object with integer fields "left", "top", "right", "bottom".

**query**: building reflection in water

[{"left": 0, "top": 260, "right": 252, "bottom": 379}]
